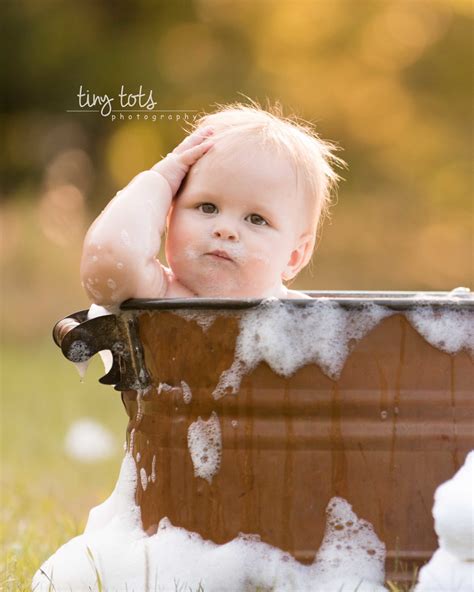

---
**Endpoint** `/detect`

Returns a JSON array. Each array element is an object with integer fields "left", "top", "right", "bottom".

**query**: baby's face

[{"left": 165, "top": 140, "right": 306, "bottom": 297}]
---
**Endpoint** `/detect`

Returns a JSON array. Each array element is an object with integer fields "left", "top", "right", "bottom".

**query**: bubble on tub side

[
  {"left": 157, "top": 382, "right": 173, "bottom": 395},
  {"left": 448, "top": 286, "right": 471, "bottom": 298},
  {"left": 68, "top": 340, "right": 93, "bottom": 379},
  {"left": 312, "top": 497, "right": 386, "bottom": 585},
  {"left": 68, "top": 340, "right": 91, "bottom": 363},
  {"left": 173, "top": 309, "right": 218, "bottom": 333},
  {"left": 187, "top": 411, "right": 222, "bottom": 483},
  {"left": 213, "top": 300, "right": 394, "bottom": 399},
  {"left": 136, "top": 452, "right": 141, "bottom": 462},
  {"left": 151, "top": 455, "right": 156, "bottom": 483},
  {"left": 34, "top": 485, "right": 388, "bottom": 592},
  {"left": 413, "top": 287, "right": 472, "bottom": 301},
  {"left": 406, "top": 306, "right": 474, "bottom": 356},
  {"left": 181, "top": 380, "right": 193, "bottom": 404},
  {"left": 140, "top": 468, "right": 148, "bottom": 491}
]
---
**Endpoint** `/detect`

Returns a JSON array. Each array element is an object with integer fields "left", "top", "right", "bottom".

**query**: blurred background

[
  {"left": 1, "top": 0, "right": 472, "bottom": 585},
  {"left": 2, "top": 0, "right": 473, "bottom": 343}
]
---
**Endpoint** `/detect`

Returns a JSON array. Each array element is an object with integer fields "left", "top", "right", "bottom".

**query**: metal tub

[{"left": 54, "top": 291, "right": 474, "bottom": 583}]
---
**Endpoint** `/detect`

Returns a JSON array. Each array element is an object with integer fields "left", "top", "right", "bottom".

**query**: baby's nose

[{"left": 212, "top": 225, "right": 238, "bottom": 241}]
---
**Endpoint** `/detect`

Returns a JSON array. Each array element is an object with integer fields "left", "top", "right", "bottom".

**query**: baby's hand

[{"left": 151, "top": 126, "right": 214, "bottom": 196}]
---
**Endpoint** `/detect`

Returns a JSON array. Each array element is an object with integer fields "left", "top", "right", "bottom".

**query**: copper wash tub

[{"left": 53, "top": 291, "right": 474, "bottom": 583}]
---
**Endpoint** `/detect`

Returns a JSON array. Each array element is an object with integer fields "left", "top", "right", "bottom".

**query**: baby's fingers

[
  {"left": 179, "top": 139, "right": 214, "bottom": 167},
  {"left": 172, "top": 126, "right": 214, "bottom": 155}
]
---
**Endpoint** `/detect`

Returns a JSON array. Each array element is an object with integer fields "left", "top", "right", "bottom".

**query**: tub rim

[{"left": 120, "top": 290, "right": 473, "bottom": 312}]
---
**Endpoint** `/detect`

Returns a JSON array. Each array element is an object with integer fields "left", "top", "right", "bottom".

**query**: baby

[{"left": 80, "top": 102, "right": 343, "bottom": 305}]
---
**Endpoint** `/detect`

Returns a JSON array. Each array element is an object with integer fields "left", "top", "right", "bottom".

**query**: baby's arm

[{"left": 80, "top": 127, "right": 214, "bottom": 306}]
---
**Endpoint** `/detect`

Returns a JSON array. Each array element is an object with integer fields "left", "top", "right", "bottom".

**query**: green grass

[
  {"left": 1, "top": 339, "right": 125, "bottom": 591},
  {"left": 1, "top": 339, "right": 413, "bottom": 591}
]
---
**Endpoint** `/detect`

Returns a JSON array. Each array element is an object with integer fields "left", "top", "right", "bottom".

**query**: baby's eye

[
  {"left": 247, "top": 213, "right": 268, "bottom": 226},
  {"left": 197, "top": 203, "right": 218, "bottom": 214}
]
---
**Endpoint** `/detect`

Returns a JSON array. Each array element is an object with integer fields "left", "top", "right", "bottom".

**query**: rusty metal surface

[
  {"left": 124, "top": 308, "right": 473, "bottom": 582},
  {"left": 53, "top": 293, "right": 474, "bottom": 582}
]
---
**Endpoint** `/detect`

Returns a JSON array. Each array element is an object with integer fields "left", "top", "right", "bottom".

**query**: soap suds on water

[
  {"left": 64, "top": 418, "right": 116, "bottom": 462},
  {"left": 212, "top": 299, "right": 393, "bottom": 398},
  {"left": 415, "top": 451, "right": 474, "bottom": 592},
  {"left": 187, "top": 411, "right": 222, "bottom": 484},
  {"left": 33, "top": 453, "right": 387, "bottom": 592}
]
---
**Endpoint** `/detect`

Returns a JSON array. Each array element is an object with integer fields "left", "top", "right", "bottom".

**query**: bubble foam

[
  {"left": 212, "top": 299, "right": 393, "bottom": 398},
  {"left": 33, "top": 453, "right": 387, "bottom": 592},
  {"left": 187, "top": 411, "right": 222, "bottom": 483}
]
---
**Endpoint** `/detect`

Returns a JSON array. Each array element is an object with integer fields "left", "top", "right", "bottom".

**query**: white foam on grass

[
  {"left": 64, "top": 418, "right": 116, "bottom": 462},
  {"left": 33, "top": 453, "right": 386, "bottom": 592},
  {"left": 415, "top": 451, "right": 474, "bottom": 592},
  {"left": 187, "top": 411, "right": 222, "bottom": 484},
  {"left": 212, "top": 299, "right": 393, "bottom": 398}
]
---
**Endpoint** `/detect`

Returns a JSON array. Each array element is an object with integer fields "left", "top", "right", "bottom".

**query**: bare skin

[{"left": 81, "top": 127, "right": 313, "bottom": 306}]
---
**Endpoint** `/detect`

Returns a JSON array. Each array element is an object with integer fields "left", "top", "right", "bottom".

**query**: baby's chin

[{"left": 177, "top": 268, "right": 279, "bottom": 299}]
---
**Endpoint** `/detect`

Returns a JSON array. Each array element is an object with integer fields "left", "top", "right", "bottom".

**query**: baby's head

[{"left": 165, "top": 101, "right": 344, "bottom": 298}]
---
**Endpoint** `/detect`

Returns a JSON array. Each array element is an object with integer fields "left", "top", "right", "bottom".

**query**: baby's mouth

[{"left": 205, "top": 250, "right": 234, "bottom": 262}]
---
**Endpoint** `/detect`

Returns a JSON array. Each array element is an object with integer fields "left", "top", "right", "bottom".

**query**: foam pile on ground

[
  {"left": 415, "top": 451, "right": 474, "bottom": 592},
  {"left": 212, "top": 299, "right": 393, "bottom": 398},
  {"left": 33, "top": 453, "right": 387, "bottom": 592},
  {"left": 64, "top": 418, "right": 116, "bottom": 462}
]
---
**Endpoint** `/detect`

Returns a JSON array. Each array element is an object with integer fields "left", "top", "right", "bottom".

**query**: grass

[
  {"left": 1, "top": 339, "right": 414, "bottom": 591},
  {"left": 1, "top": 338, "right": 125, "bottom": 591}
]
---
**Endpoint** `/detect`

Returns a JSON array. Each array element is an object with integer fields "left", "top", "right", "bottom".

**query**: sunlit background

[
  {"left": 2, "top": 0, "right": 473, "bottom": 342},
  {"left": 1, "top": 1, "right": 472, "bottom": 584}
]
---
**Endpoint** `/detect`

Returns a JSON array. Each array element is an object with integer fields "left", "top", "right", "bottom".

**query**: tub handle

[{"left": 52, "top": 311, "right": 151, "bottom": 392}]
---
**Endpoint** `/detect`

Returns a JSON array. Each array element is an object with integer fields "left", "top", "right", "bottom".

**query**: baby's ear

[{"left": 282, "top": 232, "right": 315, "bottom": 281}]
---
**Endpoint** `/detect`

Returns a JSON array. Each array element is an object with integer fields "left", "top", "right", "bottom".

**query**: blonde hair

[{"left": 187, "top": 99, "right": 346, "bottom": 261}]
